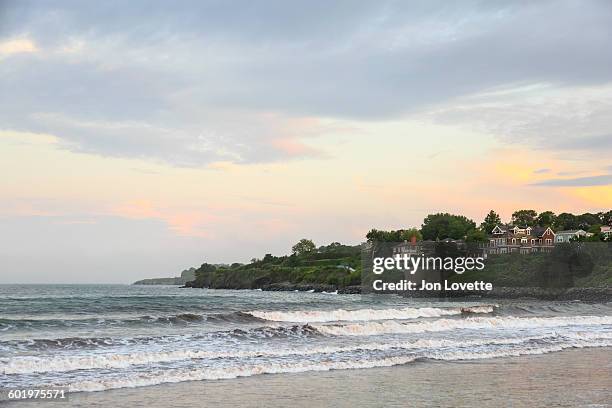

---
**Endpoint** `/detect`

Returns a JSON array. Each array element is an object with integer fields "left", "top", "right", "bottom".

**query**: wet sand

[{"left": 6, "top": 347, "right": 611, "bottom": 407}]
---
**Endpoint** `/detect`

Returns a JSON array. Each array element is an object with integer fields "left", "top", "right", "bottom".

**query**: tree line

[{"left": 366, "top": 209, "right": 612, "bottom": 243}]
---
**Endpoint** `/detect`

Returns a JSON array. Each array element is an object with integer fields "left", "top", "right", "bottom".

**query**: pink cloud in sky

[
  {"left": 113, "top": 200, "right": 215, "bottom": 238},
  {"left": 269, "top": 137, "right": 324, "bottom": 158}
]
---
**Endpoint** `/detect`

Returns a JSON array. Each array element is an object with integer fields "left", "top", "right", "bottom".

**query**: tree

[
  {"left": 194, "top": 263, "right": 217, "bottom": 287},
  {"left": 554, "top": 213, "right": 578, "bottom": 231},
  {"left": 588, "top": 224, "right": 602, "bottom": 234},
  {"left": 421, "top": 213, "right": 476, "bottom": 240},
  {"left": 600, "top": 210, "right": 612, "bottom": 226},
  {"left": 480, "top": 210, "right": 502, "bottom": 233},
  {"left": 511, "top": 209, "right": 538, "bottom": 227},
  {"left": 577, "top": 213, "right": 600, "bottom": 230},
  {"left": 291, "top": 239, "right": 316, "bottom": 256},
  {"left": 365, "top": 229, "right": 382, "bottom": 243},
  {"left": 262, "top": 253, "right": 275, "bottom": 263},
  {"left": 466, "top": 229, "right": 488, "bottom": 242},
  {"left": 366, "top": 228, "right": 418, "bottom": 242},
  {"left": 536, "top": 211, "right": 556, "bottom": 227},
  {"left": 400, "top": 228, "right": 422, "bottom": 241}
]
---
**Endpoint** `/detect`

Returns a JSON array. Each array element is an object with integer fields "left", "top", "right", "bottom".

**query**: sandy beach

[{"left": 6, "top": 347, "right": 609, "bottom": 408}]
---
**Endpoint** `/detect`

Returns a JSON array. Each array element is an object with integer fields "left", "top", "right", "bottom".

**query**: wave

[
  {"left": 0, "top": 323, "right": 316, "bottom": 353},
  {"left": 460, "top": 305, "right": 497, "bottom": 314},
  {"left": 247, "top": 305, "right": 496, "bottom": 323},
  {"left": 228, "top": 324, "right": 319, "bottom": 339},
  {"left": 59, "top": 339, "right": 612, "bottom": 392},
  {"left": 4, "top": 313, "right": 608, "bottom": 354},
  {"left": 66, "top": 355, "right": 420, "bottom": 392},
  {"left": 314, "top": 315, "right": 612, "bottom": 336},
  {"left": 206, "top": 311, "right": 264, "bottom": 323},
  {"left": 5, "top": 332, "right": 611, "bottom": 375},
  {"left": 0, "top": 312, "right": 259, "bottom": 332}
]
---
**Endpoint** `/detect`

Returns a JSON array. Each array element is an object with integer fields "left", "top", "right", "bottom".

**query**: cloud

[
  {"left": 550, "top": 134, "right": 612, "bottom": 151},
  {"left": 1, "top": 1, "right": 612, "bottom": 165},
  {"left": 269, "top": 137, "right": 325, "bottom": 159},
  {"left": 0, "top": 37, "right": 37, "bottom": 57},
  {"left": 531, "top": 174, "right": 612, "bottom": 187},
  {"left": 112, "top": 200, "right": 216, "bottom": 237},
  {"left": 425, "top": 83, "right": 612, "bottom": 157},
  {"left": 533, "top": 168, "right": 551, "bottom": 174}
]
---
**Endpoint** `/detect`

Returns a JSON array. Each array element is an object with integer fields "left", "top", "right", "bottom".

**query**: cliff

[{"left": 133, "top": 267, "right": 196, "bottom": 285}]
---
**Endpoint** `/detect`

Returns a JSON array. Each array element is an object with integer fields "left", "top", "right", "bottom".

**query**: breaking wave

[
  {"left": 60, "top": 338, "right": 611, "bottom": 392},
  {"left": 314, "top": 315, "right": 612, "bottom": 336},
  {"left": 247, "top": 305, "right": 496, "bottom": 323},
  {"left": 5, "top": 331, "right": 610, "bottom": 375},
  {"left": 0, "top": 335, "right": 533, "bottom": 375},
  {"left": 0, "top": 311, "right": 266, "bottom": 332}
]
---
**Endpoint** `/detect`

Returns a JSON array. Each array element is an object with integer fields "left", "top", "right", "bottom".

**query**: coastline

[
  {"left": 7, "top": 347, "right": 610, "bottom": 408},
  {"left": 181, "top": 283, "right": 612, "bottom": 302}
]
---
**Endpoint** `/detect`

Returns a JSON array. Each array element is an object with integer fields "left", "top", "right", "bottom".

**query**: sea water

[{"left": 1, "top": 284, "right": 610, "bottom": 392}]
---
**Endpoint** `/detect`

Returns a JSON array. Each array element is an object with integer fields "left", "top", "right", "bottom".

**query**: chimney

[{"left": 410, "top": 235, "right": 417, "bottom": 245}]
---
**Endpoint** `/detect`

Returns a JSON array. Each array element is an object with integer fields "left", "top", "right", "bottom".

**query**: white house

[
  {"left": 555, "top": 229, "right": 588, "bottom": 243},
  {"left": 601, "top": 226, "right": 612, "bottom": 239}
]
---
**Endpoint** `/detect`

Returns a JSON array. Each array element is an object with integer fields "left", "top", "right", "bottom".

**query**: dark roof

[{"left": 531, "top": 226, "right": 549, "bottom": 237}]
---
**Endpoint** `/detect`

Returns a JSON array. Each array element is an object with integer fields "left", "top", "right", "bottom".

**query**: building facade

[
  {"left": 485, "top": 225, "right": 555, "bottom": 255},
  {"left": 555, "top": 229, "right": 589, "bottom": 243}
]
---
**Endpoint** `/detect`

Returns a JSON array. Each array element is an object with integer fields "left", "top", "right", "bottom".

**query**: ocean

[{"left": 1, "top": 284, "right": 611, "bottom": 397}]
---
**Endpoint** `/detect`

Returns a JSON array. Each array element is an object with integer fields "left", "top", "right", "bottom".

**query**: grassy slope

[
  {"left": 190, "top": 245, "right": 362, "bottom": 289},
  {"left": 450, "top": 247, "right": 612, "bottom": 288},
  {"left": 189, "top": 243, "right": 612, "bottom": 289}
]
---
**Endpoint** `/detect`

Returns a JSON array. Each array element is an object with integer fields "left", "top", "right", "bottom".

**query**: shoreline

[
  {"left": 7, "top": 347, "right": 610, "bottom": 407},
  {"left": 180, "top": 282, "right": 612, "bottom": 302}
]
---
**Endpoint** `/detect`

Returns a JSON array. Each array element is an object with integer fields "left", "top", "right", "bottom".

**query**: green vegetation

[
  {"left": 480, "top": 210, "right": 502, "bottom": 234},
  {"left": 465, "top": 229, "right": 488, "bottom": 243},
  {"left": 188, "top": 243, "right": 361, "bottom": 289},
  {"left": 420, "top": 213, "right": 476, "bottom": 240},
  {"left": 365, "top": 228, "right": 421, "bottom": 242},
  {"left": 291, "top": 239, "right": 316, "bottom": 256},
  {"left": 183, "top": 209, "right": 611, "bottom": 290},
  {"left": 512, "top": 209, "right": 538, "bottom": 227},
  {"left": 450, "top": 243, "right": 612, "bottom": 288},
  {"left": 506, "top": 209, "right": 612, "bottom": 230}
]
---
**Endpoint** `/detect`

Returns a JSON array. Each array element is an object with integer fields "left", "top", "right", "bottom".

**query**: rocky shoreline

[
  {"left": 183, "top": 282, "right": 611, "bottom": 301},
  {"left": 400, "top": 286, "right": 612, "bottom": 302}
]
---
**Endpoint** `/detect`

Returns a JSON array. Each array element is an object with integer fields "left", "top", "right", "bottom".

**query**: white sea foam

[
  {"left": 61, "top": 339, "right": 612, "bottom": 392},
  {"left": 66, "top": 356, "right": 419, "bottom": 392},
  {"left": 460, "top": 305, "right": 498, "bottom": 314},
  {"left": 0, "top": 339, "right": 474, "bottom": 374},
  {"left": 314, "top": 315, "right": 612, "bottom": 336},
  {"left": 247, "top": 305, "right": 496, "bottom": 323},
  {"left": 4, "top": 331, "right": 610, "bottom": 375}
]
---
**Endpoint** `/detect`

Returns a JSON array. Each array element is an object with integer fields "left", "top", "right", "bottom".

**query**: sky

[{"left": 1, "top": 0, "right": 611, "bottom": 283}]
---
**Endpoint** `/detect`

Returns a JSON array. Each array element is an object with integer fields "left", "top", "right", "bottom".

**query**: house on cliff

[{"left": 485, "top": 224, "right": 555, "bottom": 255}]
